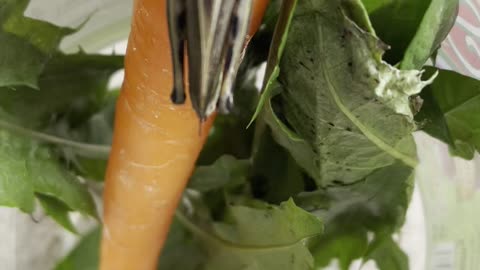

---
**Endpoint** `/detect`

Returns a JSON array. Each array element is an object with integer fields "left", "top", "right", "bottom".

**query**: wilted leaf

[{"left": 257, "top": 0, "right": 430, "bottom": 186}]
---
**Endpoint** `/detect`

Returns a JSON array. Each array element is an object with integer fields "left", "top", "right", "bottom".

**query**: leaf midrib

[
  {"left": 175, "top": 209, "right": 321, "bottom": 252},
  {"left": 318, "top": 25, "right": 417, "bottom": 168},
  {"left": 0, "top": 119, "right": 110, "bottom": 158}
]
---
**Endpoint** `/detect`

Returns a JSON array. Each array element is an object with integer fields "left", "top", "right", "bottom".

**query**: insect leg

[
  {"left": 218, "top": 0, "right": 253, "bottom": 113},
  {"left": 167, "top": 0, "right": 187, "bottom": 104}
]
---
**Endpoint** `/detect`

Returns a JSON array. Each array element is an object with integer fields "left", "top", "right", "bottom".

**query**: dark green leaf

[
  {"left": 361, "top": 0, "right": 459, "bottom": 68},
  {"left": 361, "top": 0, "right": 431, "bottom": 65},
  {"left": 189, "top": 155, "right": 250, "bottom": 192},
  {"left": 0, "top": 0, "right": 75, "bottom": 88},
  {"left": 158, "top": 219, "right": 206, "bottom": 270},
  {"left": 365, "top": 235, "right": 409, "bottom": 270},
  {"left": 66, "top": 90, "right": 118, "bottom": 181},
  {"left": 417, "top": 67, "right": 480, "bottom": 159},
  {"left": 197, "top": 112, "right": 254, "bottom": 166},
  {"left": 415, "top": 81, "right": 454, "bottom": 147},
  {"left": 55, "top": 228, "right": 101, "bottom": 270},
  {"left": 312, "top": 230, "right": 368, "bottom": 270},
  {"left": 0, "top": 53, "right": 123, "bottom": 128},
  {"left": 0, "top": 31, "right": 46, "bottom": 88},
  {"left": 301, "top": 162, "right": 413, "bottom": 269},
  {"left": 250, "top": 124, "right": 307, "bottom": 203},
  {"left": 341, "top": 0, "right": 375, "bottom": 34}
]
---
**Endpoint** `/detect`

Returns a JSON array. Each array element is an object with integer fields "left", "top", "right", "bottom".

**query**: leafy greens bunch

[{"left": 1, "top": 0, "right": 478, "bottom": 269}]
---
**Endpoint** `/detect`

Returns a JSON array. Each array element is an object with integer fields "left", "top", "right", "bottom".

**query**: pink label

[{"left": 437, "top": 0, "right": 480, "bottom": 79}]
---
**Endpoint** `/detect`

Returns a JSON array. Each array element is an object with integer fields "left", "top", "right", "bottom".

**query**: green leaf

[
  {"left": 28, "top": 149, "right": 98, "bottom": 218},
  {"left": 66, "top": 90, "right": 118, "bottom": 181},
  {"left": 414, "top": 81, "right": 455, "bottom": 147},
  {"left": 0, "top": 0, "right": 121, "bottom": 229},
  {"left": 177, "top": 198, "right": 323, "bottom": 270},
  {"left": 190, "top": 155, "right": 250, "bottom": 193},
  {"left": 37, "top": 194, "right": 77, "bottom": 234},
  {"left": 400, "top": 0, "right": 459, "bottom": 69},
  {"left": 250, "top": 125, "right": 308, "bottom": 203},
  {"left": 259, "top": 0, "right": 431, "bottom": 186},
  {"left": 0, "top": 31, "right": 46, "bottom": 88},
  {"left": 249, "top": 0, "right": 299, "bottom": 125},
  {"left": 341, "top": 0, "right": 376, "bottom": 34},
  {"left": 54, "top": 219, "right": 207, "bottom": 270},
  {"left": 360, "top": 0, "right": 459, "bottom": 68},
  {"left": 300, "top": 162, "right": 413, "bottom": 269},
  {"left": 416, "top": 68, "right": 480, "bottom": 159},
  {"left": 0, "top": 130, "right": 97, "bottom": 219},
  {"left": 158, "top": 219, "right": 206, "bottom": 270},
  {"left": 0, "top": 130, "right": 35, "bottom": 212},
  {"left": 55, "top": 228, "right": 101, "bottom": 270},
  {"left": 0, "top": 53, "right": 122, "bottom": 185},
  {"left": 361, "top": 0, "right": 431, "bottom": 65},
  {"left": 312, "top": 230, "right": 368, "bottom": 270},
  {"left": 0, "top": 52, "right": 123, "bottom": 128},
  {"left": 365, "top": 235, "right": 409, "bottom": 270},
  {"left": 0, "top": 0, "right": 75, "bottom": 88}
]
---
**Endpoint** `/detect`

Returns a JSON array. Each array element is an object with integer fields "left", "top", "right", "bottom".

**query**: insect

[{"left": 167, "top": 0, "right": 253, "bottom": 121}]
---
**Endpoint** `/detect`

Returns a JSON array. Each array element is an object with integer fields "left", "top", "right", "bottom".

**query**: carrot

[{"left": 99, "top": 1, "right": 269, "bottom": 270}]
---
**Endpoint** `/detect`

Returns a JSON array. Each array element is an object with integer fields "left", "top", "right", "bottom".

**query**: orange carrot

[{"left": 99, "top": 1, "right": 269, "bottom": 269}]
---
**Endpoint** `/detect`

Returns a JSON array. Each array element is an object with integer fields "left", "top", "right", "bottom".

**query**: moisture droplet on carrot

[{"left": 99, "top": 1, "right": 269, "bottom": 270}]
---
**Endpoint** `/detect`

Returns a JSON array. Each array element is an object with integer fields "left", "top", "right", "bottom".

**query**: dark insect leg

[{"left": 167, "top": 0, "right": 187, "bottom": 104}]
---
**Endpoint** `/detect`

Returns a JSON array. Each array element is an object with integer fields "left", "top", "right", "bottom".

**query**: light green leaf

[
  {"left": 37, "top": 194, "right": 77, "bottom": 234},
  {"left": 55, "top": 228, "right": 101, "bottom": 270},
  {"left": 27, "top": 148, "right": 98, "bottom": 218},
  {"left": 177, "top": 198, "right": 323, "bottom": 270},
  {"left": 416, "top": 68, "right": 480, "bottom": 159},
  {"left": 260, "top": 0, "right": 430, "bottom": 186},
  {"left": 0, "top": 130, "right": 35, "bottom": 212},
  {"left": 400, "top": 0, "right": 459, "bottom": 69},
  {"left": 0, "top": 130, "right": 97, "bottom": 219}
]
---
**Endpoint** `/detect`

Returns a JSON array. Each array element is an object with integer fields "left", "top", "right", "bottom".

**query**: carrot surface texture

[{"left": 99, "top": 1, "right": 269, "bottom": 270}]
